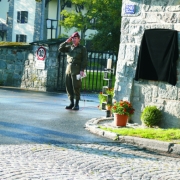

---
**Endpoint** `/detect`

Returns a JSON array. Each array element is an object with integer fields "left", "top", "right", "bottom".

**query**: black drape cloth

[{"left": 134, "top": 29, "right": 179, "bottom": 86}]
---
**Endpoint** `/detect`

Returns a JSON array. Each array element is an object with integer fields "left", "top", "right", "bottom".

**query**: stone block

[
  {"left": 174, "top": 23, "right": 180, "bottom": 31},
  {"left": 165, "top": 101, "right": 180, "bottom": 118},
  {"left": 152, "top": 86, "right": 158, "bottom": 98},
  {"left": 161, "top": 111, "right": 180, "bottom": 128},
  {"left": 125, "top": 65, "right": 135, "bottom": 78},
  {"left": 15, "top": 60, "right": 23, "bottom": 65},
  {"left": 159, "top": 24, "right": 174, "bottom": 29},
  {"left": 6, "top": 73, "right": 13, "bottom": 85},
  {"left": 130, "top": 18, "right": 146, "bottom": 24},
  {"left": 129, "top": 25, "right": 144, "bottom": 36},
  {"left": 134, "top": 35, "right": 143, "bottom": 44},
  {"left": 17, "top": 52, "right": 24, "bottom": 60},
  {"left": 151, "top": 98, "right": 165, "bottom": 104},
  {"left": 0, "top": 60, "right": 7, "bottom": 69},
  {"left": 120, "top": 35, "right": 129, "bottom": 43},
  {"left": 151, "top": 6, "right": 166, "bottom": 12},
  {"left": 164, "top": 13, "right": 178, "bottom": 23},
  {"left": 52, "top": 45, "right": 58, "bottom": 51},
  {"left": 118, "top": 44, "right": 126, "bottom": 60},
  {"left": 7, "top": 64, "right": 15, "bottom": 70},
  {"left": 121, "top": 17, "right": 130, "bottom": 34},
  {"left": 132, "top": 85, "right": 140, "bottom": 97},
  {"left": 116, "top": 61, "right": 126, "bottom": 75},
  {"left": 0, "top": 54, "right": 6, "bottom": 60},
  {"left": 158, "top": 84, "right": 178, "bottom": 100},
  {"left": 6, "top": 55, "right": 15, "bottom": 61},
  {"left": 167, "top": 5, "right": 180, "bottom": 12},
  {"left": 142, "top": 86, "right": 153, "bottom": 103},
  {"left": 125, "top": 45, "right": 136, "bottom": 61},
  {"left": 13, "top": 73, "right": 21, "bottom": 80},
  {"left": 143, "top": 13, "right": 158, "bottom": 22}
]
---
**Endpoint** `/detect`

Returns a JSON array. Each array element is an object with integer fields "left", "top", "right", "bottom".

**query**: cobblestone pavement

[{"left": 0, "top": 143, "right": 180, "bottom": 180}]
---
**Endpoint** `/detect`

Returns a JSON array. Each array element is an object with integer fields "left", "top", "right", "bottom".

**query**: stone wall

[
  {"left": 0, "top": 44, "right": 59, "bottom": 92},
  {"left": 114, "top": 0, "right": 180, "bottom": 128}
]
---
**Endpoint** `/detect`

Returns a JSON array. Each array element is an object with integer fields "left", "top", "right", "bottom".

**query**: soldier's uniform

[{"left": 58, "top": 33, "right": 88, "bottom": 110}]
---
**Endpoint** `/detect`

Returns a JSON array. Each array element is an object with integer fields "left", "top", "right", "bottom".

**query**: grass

[
  {"left": 99, "top": 126, "right": 180, "bottom": 143},
  {"left": 81, "top": 71, "right": 115, "bottom": 91}
]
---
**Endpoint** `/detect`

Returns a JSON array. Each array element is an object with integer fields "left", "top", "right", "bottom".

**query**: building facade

[
  {"left": 0, "top": 0, "right": 45, "bottom": 42},
  {"left": 0, "top": 0, "right": 96, "bottom": 43}
]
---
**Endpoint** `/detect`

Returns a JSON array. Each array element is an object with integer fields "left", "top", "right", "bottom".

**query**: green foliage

[
  {"left": 141, "top": 106, "right": 162, "bottom": 127},
  {"left": 58, "top": 34, "right": 69, "bottom": 38},
  {"left": 60, "top": 0, "right": 122, "bottom": 54},
  {"left": 0, "top": 42, "right": 29, "bottom": 46},
  {"left": 98, "top": 88, "right": 114, "bottom": 105}
]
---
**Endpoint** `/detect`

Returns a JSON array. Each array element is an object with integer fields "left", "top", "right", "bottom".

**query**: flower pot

[{"left": 113, "top": 113, "right": 128, "bottom": 127}]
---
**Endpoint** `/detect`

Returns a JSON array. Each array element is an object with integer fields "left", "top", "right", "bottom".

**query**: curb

[{"left": 85, "top": 117, "right": 180, "bottom": 156}]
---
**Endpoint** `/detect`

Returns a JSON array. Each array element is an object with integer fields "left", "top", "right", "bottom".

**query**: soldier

[{"left": 58, "top": 32, "right": 88, "bottom": 110}]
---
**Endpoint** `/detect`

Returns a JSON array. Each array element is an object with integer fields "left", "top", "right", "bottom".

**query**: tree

[{"left": 60, "top": 0, "right": 122, "bottom": 55}]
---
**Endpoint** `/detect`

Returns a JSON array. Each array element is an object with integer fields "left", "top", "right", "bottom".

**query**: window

[
  {"left": 16, "top": 34, "right": 27, "bottom": 42},
  {"left": 90, "top": 18, "right": 96, "bottom": 30},
  {"left": 17, "top": 11, "right": 28, "bottom": 23}
]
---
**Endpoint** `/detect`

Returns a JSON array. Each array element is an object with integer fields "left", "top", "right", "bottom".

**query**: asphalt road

[
  {"left": 0, "top": 87, "right": 112, "bottom": 144},
  {"left": 1, "top": 87, "right": 180, "bottom": 180}
]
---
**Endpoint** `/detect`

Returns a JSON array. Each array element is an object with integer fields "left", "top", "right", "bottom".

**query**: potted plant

[
  {"left": 98, "top": 88, "right": 114, "bottom": 110},
  {"left": 105, "top": 104, "right": 112, "bottom": 110},
  {"left": 111, "top": 100, "right": 135, "bottom": 126},
  {"left": 98, "top": 92, "right": 107, "bottom": 108}
]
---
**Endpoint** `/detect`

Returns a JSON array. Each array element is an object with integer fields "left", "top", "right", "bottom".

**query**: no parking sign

[{"left": 35, "top": 46, "right": 46, "bottom": 69}]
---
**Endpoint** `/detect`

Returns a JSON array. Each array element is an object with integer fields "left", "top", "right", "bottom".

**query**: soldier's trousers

[{"left": 65, "top": 74, "right": 81, "bottom": 100}]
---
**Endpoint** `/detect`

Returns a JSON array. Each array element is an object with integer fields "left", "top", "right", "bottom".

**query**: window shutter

[
  {"left": 17, "top": 11, "right": 20, "bottom": 23},
  {"left": 16, "top": 34, "right": 27, "bottom": 42},
  {"left": 16, "top": 34, "right": 19, "bottom": 42},
  {"left": 25, "top": 11, "right": 28, "bottom": 23},
  {"left": 24, "top": 35, "right": 27, "bottom": 42}
]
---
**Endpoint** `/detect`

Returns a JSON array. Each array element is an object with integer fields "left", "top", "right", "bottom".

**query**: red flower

[{"left": 111, "top": 100, "right": 135, "bottom": 116}]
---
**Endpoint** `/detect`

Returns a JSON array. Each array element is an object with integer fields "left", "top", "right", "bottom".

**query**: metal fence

[{"left": 57, "top": 51, "right": 117, "bottom": 93}]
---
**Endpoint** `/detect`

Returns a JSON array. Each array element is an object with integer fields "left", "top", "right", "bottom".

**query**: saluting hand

[{"left": 66, "top": 37, "right": 72, "bottom": 43}]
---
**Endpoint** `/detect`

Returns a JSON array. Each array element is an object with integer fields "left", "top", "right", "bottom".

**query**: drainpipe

[
  {"left": 40, "top": 0, "right": 45, "bottom": 40},
  {"left": 56, "top": 0, "right": 61, "bottom": 38}
]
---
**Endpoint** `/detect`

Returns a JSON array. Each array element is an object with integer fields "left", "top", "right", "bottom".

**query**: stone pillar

[{"left": 115, "top": 0, "right": 180, "bottom": 128}]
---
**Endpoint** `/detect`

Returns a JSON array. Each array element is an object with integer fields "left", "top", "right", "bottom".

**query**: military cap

[{"left": 71, "top": 32, "right": 80, "bottom": 38}]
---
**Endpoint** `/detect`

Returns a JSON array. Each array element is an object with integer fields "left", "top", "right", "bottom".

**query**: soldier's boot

[
  {"left": 65, "top": 99, "right": 74, "bottom": 109},
  {"left": 72, "top": 100, "right": 79, "bottom": 110}
]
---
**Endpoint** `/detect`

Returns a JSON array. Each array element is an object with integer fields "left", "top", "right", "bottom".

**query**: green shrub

[{"left": 141, "top": 106, "right": 162, "bottom": 127}]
